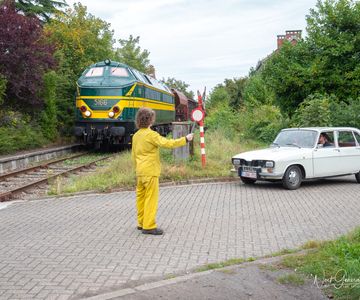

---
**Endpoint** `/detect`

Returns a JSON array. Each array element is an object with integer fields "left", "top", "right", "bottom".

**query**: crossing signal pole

[{"left": 190, "top": 88, "right": 206, "bottom": 167}]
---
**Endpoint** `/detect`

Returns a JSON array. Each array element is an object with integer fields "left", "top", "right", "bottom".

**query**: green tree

[
  {"left": 306, "top": 0, "right": 360, "bottom": 100},
  {"left": 161, "top": 77, "right": 195, "bottom": 99},
  {"left": 205, "top": 103, "right": 237, "bottom": 139},
  {"left": 0, "top": 74, "right": 6, "bottom": 106},
  {"left": 223, "top": 77, "right": 247, "bottom": 109},
  {"left": 211, "top": 78, "right": 247, "bottom": 110},
  {"left": 40, "top": 71, "right": 58, "bottom": 140},
  {"left": 243, "top": 72, "right": 276, "bottom": 108},
  {"left": 242, "top": 105, "right": 287, "bottom": 143},
  {"left": 44, "top": 3, "right": 115, "bottom": 133},
  {"left": 260, "top": 0, "right": 360, "bottom": 116},
  {"left": 114, "top": 35, "right": 150, "bottom": 73},
  {"left": 206, "top": 86, "right": 230, "bottom": 111},
  {"left": 291, "top": 93, "right": 332, "bottom": 127},
  {"left": 13, "top": 0, "right": 67, "bottom": 21},
  {"left": 260, "top": 41, "right": 313, "bottom": 115},
  {"left": 330, "top": 97, "right": 360, "bottom": 128},
  {"left": 45, "top": 3, "right": 114, "bottom": 82}
]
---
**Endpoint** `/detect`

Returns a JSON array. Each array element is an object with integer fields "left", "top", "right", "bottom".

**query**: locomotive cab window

[
  {"left": 85, "top": 67, "right": 104, "bottom": 77},
  {"left": 110, "top": 67, "right": 130, "bottom": 77},
  {"left": 131, "top": 69, "right": 149, "bottom": 84}
]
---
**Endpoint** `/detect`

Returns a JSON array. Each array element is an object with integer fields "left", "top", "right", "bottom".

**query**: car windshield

[{"left": 272, "top": 130, "right": 317, "bottom": 148}]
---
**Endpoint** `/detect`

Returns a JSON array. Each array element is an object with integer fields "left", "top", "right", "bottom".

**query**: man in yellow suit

[{"left": 132, "top": 108, "right": 194, "bottom": 235}]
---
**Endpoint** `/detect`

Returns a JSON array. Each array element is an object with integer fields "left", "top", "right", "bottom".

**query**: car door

[
  {"left": 336, "top": 130, "right": 359, "bottom": 174},
  {"left": 313, "top": 131, "right": 340, "bottom": 177},
  {"left": 353, "top": 130, "right": 360, "bottom": 172}
]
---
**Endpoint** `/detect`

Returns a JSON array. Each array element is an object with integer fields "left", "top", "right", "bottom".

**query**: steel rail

[
  {"left": 0, "top": 155, "right": 112, "bottom": 202},
  {"left": 0, "top": 153, "right": 88, "bottom": 181}
]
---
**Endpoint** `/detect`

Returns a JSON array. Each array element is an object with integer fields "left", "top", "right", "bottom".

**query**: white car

[{"left": 231, "top": 127, "right": 360, "bottom": 190}]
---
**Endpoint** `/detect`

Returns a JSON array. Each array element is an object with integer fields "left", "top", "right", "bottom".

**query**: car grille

[{"left": 239, "top": 159, "right": 265, "bottom": 167}]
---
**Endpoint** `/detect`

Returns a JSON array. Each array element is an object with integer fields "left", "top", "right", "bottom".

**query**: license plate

[{"left": 241, "top": 171, "right": 257, "bottom": 179}]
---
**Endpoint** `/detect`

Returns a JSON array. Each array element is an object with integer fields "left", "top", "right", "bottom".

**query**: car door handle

[{"left": 333, "top": 149, "right": 340, "bottom": 152}]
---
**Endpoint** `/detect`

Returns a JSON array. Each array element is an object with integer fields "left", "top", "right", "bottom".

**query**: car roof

[{"left": 281, "top": 127, "right": 360, "bottom": 132}]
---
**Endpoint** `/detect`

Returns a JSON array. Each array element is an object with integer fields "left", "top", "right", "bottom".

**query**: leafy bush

[
  {"left": 330, "top": 97, "right": 360, "bottom": 129},
  {"left": 291, "top": 93, "right": 332, "bottom": 127},
  {"left": 40, "top": 71, "right": 58, "bottom": 140},
  {"left": 205, "top": 104, "right": 238, "bottom": 139},
  {"left": 206, "top": 86, "right": 231, "bottom": 111},
  {"left": 291, "top": 93, "right": 360, "bottom": 129},
  {"left": 0, "top": 110, "right": 48, "bottom": 154},
  {"left": 241, "top": 105, "right": 287, "bottom": 143},
  {"left": 243, "top": 72, "right": 276, "bottom": 108},
  {"left": 0, "top": 74, "right": 6, "bottom": 106}
]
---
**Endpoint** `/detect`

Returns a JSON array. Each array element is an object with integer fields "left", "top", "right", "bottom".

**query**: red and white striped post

[
  {"left": 199, "top": 119, "right": 206, "bottom": 167},
  {"left": 191, "top": 89, "right": 206, "bottom": 167}
]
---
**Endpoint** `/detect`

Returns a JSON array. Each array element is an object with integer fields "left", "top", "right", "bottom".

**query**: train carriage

[{"left": 74, "top": 59, "right": 176, "bottom": 148}]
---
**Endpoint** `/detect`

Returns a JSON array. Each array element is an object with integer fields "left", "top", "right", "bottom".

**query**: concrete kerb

[{"left": 81, "top": 250, "right": 311, "bottom": 300}]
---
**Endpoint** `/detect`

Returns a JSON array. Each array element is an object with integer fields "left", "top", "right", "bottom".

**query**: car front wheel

[
  {"left": 282, "top": 165, "right": 302, "bottom": 190},
  {"left": 240, "top": 176, "right": 256, "bottom": 185},
  {"left": 355, "top": 171, "right": 360, "bottom": 183}
]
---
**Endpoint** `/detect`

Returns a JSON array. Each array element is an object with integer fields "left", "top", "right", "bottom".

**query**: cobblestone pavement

[{"left": 0, "top": 176, "right": 359, "bottom": 299}]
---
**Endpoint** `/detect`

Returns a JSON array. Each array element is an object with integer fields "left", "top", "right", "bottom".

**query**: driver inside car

[{"left": 318, "top": 133, "right": 333, "bottom": 147}]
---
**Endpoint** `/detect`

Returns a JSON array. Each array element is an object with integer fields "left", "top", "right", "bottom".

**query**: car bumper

[
  {"left": 232, "top": 166, "right": 284, "bottom": 180},
  {"left": 258, "top": 172, "right": 283, "bottom": 180}
]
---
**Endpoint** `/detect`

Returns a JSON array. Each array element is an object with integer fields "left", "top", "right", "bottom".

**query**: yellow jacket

[{"left": 132, "top": 128, "right": 187, "bottom": 177}]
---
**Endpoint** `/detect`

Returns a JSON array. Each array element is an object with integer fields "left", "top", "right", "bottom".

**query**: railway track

[{"left": 0, "top": 153, "right": 113, "bottom": 202}]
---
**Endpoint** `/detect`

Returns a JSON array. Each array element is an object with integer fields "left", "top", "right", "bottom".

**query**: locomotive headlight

[
  {"left": 108, "top": 111, "right": 115, "bottom": 118},
  {"left": 84, "top": 110, "right": 91, "bottom": 117}
]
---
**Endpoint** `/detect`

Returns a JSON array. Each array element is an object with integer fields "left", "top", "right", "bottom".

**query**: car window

[
  {"left": 273, "top": 130, "right": 317, "bottom": 148},
  {"left": 354, "top": 131, "right": 360, "bottom": 146},
  {"left": 318, "top": 131, "right": 335, "bottom": 147},
  {"left": 338, "top": 131, "right": 356, "bottom": 147}
]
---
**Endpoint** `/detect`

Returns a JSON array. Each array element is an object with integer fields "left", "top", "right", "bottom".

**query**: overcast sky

[{"left": 66, "top": 0, "right": 318, "bottom": 94}]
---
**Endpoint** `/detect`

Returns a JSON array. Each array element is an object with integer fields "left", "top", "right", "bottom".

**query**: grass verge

[
  {"left": 49, "top": 129, "right": 265, "bottom": 195},
  {"left": 195, "top": 257, "right": 255, "bottom": 272},
  {"left": 276, "top": 273, "right": 306, "bottom": 286},
  {"left": 280, "top": 227, "right": 360, "bottom": 299}
]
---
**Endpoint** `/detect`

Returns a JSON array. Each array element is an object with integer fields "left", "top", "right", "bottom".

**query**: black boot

[{"left": 142, "top": 228, "right": 164, "bottom": 235}]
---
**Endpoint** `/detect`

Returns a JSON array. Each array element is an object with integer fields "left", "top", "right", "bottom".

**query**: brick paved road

[{"left": 0, "top": 176, "right": 359, "bottom": 299}]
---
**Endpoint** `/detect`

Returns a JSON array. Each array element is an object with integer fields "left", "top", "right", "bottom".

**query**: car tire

[
  {"left": 355, "top": 172, "right": 360, "bottom": 183},
  {"left": 282, "top": 165, "right": 302, "bottom": 190},
  {"left": 240, "top": 176, "right": 256, "bottom": 185}
]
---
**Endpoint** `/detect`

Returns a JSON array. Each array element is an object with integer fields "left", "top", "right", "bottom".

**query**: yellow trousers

[{"left": 136, "top": 176, "right": 159, "bottom": 230}]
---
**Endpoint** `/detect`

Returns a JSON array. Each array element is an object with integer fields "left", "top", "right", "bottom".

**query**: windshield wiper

[
  {"left": 111, "top": 63, "right": 120, "bottom": 74},
  {"left": 286, "top": 143, "right": 301, "bottom": 148}
]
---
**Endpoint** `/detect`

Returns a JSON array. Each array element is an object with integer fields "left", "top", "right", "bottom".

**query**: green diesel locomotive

[{"left": 74, "top": 59, "right": 178, "bottom": 148}]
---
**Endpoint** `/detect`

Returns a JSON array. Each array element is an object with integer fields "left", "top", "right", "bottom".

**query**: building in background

[
  {"left": 255, "top": 30, "right": 302, "bottom": 72},
  {"left": 277, "top": 30, "right": 302, "bottom": 49}
]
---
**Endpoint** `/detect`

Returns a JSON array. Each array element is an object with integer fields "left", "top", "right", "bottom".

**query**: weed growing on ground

[
  {"left": 280, "top": 227, "right": 360, "bottom": 300},
  {"left": 277, "top": 273, "right": 305, "bottom": 286}
]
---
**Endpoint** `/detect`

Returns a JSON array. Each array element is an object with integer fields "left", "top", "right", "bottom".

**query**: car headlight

[
  {"left": 232, "top": 158, "right": 241, "bottom": 165},
  {"left": 265, "top": 161, "right": 275, "bottom": 168}
]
